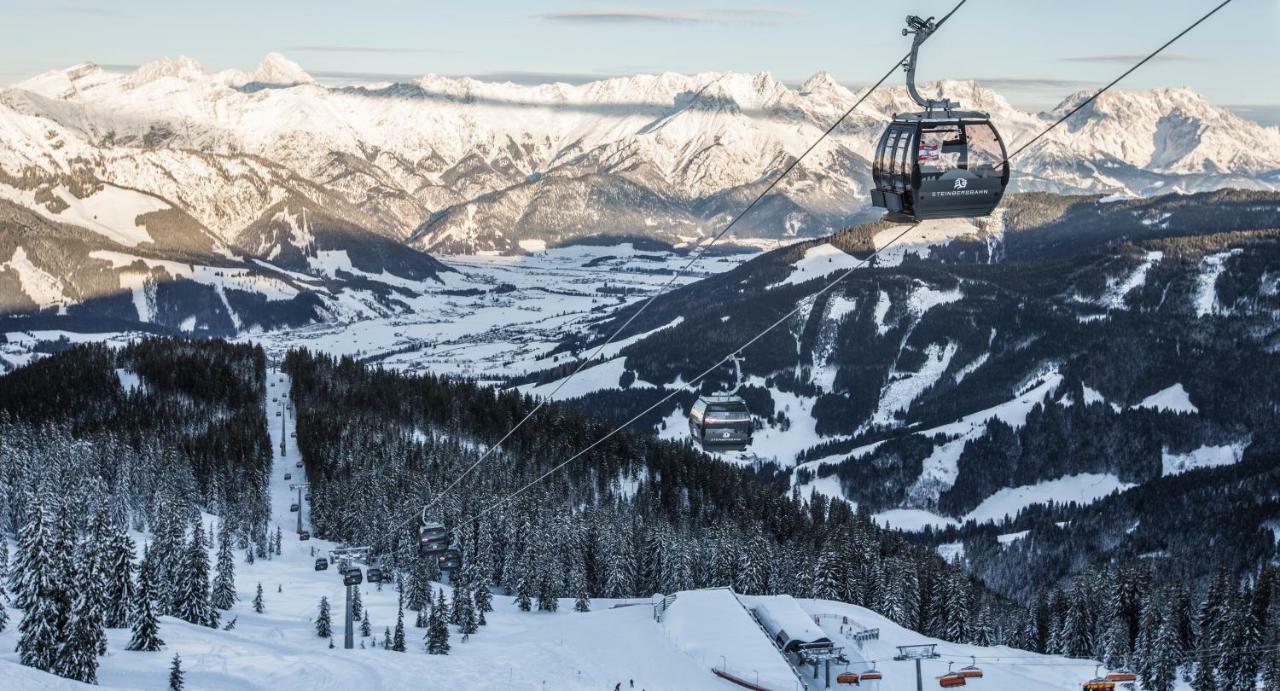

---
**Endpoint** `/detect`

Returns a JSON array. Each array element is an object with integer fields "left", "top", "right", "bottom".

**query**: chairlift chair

[
  {"left": 870, "top": 15, "right": 1009, "bottom": 223},
  {"left": 959, "top": 657, "right": 984, "bottom": 679},
  {"left": 836, "top": 671, "right": 861, "bottom": 685},
  {"left": 859, "top": 665, "right": 883, "bottom": 682},
  {"left": 938, "top": 663, "right": 967, "bottom": 688}
]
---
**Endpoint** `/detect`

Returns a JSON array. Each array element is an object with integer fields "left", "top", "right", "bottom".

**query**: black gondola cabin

[{"left": 871, "top": 112, "right": 1009, "bottom": 221}]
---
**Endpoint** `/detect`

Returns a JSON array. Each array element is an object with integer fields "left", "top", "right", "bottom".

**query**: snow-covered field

[{"left": 249, "top": 242, "right": 759, "bottom": 380}]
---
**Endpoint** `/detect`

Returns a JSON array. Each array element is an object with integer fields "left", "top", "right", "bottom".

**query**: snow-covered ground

[
  {"left": 250, "top": 243, "right": 757, "bottom": 380},
  {"left": 0, "top": 367, "right": 1186, "bottom": 690},
  {"left": 1162, "top": 441, "right": 1248, "bottom": 476}
]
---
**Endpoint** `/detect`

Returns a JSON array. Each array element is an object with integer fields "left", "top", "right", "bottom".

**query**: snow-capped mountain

[{"left": 2, "top": 55, "right": 1277, "bottom": 256}]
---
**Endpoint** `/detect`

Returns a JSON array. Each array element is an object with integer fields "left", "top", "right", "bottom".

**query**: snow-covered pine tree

[
  {"left": 571, "top": 562, "right": 590, "bottom": 612},
  {"left": 351, "top": 587, "right": 363, "bottom": 621},
  {"left": 1102, "top": 614, "right": 1132, "bottom": 670},
  {"left": 18, "top": 495, "right": 74, "bottom": 674},
  {"left": 253, "top": 583, "right": 264, "bottom": 613},
  {"left": 537, "top": 573, "right": 558, "bottom": 612},
  {"left": 168, "top": 653, "right": 184, "bottom": 691},
  {"left": 415, "top": 605, "right": 428, "bottom": 629},
  {"left": 383, "top": 626, "right": 392, "bottom": 650},
  {"left": 101, "top": 519, "right": 136, "bottom": 628},
  {"left": 473, "top": 576, "right": 494, "bottom": 615},
  {"left": 393, "top": 594, "right": 407, "bottom": 652},
  {"left": 515, "top": 571, "right": 533, "bottom": 612},
  {"left": 177, "top": 517, "right": 217, "bottom": 628},
  {"left": 459, "top": 590, "right": 478, "bottom": 636},
  {"left": 57, "top": 578, "right": 100, "bottom": 684},
  {"left": 274, "top": 526, "right": 282, "bottom": 556},
  {"left": 315, "top": 596, "right": 332, "bottom": 638},
  {"left": 407, "top": 558, "right": 432, "bottom": 612},
  {"left": 127, "top": 554, "right": 164, "bottom": 651},
  {"left": 361, "top": 609, "right": 372, "bottom": 637},
  {"left": 72, "top": 535, "right": 107, "bottom": 658},
  {"left": 450, "top": 579, "right": 468, "bottom": 625},
  {"left": 811, "top": 547, "right": 843, "bottom": 601},
  {"left": 1147, "top": 607, "right": 1180, "bottom": 691},
  {"left": 11, "top": 492, "right": 49, "bottom": 611},
  {"left": 211, "top": 521, "right": 237, "bottom": 610},
  {"left": 426, "top": 588, "right": 450, "bottom": 655},
  {"left": 944, "top": 571, "right": 970, "bottom": 644}
]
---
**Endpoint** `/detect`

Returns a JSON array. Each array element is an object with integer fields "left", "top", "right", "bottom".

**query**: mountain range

[{"left": 1, "top": 54, "right": 1278, "bottom": 337}]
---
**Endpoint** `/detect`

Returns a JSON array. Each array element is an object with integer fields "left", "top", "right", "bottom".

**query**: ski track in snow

[{"left": 1193, "top": 249, "right": 1241, "bottom": 317}]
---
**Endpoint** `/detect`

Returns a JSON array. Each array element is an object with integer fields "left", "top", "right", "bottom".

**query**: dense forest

[{"left": 0, "top": 339, "right": 272, "bottom": 682}]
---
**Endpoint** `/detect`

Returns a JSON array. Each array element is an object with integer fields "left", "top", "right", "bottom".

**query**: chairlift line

[
  {"left": 463, "top": 223, "right": 922, "bottom": 527},
  {"left": 361, "top": 0, "right": 1237, "bottom": 560},
  {"left": 407, "top": 0, "right": 974, "bottom": 522}
]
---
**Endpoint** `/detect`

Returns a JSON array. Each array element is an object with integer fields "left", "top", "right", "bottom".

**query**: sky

[{"left": 1, "top": 0, "right": 1278, "bottom": 115}]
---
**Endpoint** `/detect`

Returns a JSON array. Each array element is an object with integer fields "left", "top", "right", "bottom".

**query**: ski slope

[{"left": 0, "top": 369, "right": 1152, "bottom": 690}]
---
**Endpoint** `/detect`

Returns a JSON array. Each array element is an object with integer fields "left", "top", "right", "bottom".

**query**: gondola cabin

[
  {"left": 870, "top": 112, "right": 1009, "bottom": 222},
  {"left": 290, "top": 503, "right": 299, "bottom": 513},
  {"left": 314, "top": 558, "right": 328, "bottom": 571},
  {"left": 298, "top": 530, "right": 310, "bottom": 541},
  {"left": 436, "top": 548, "right": 462, "bottom": 571},
  {"left": 366, "top": 566, "right": 383, "bottom": 583},
  {"left": 419, "top": 521, "right": 450, "bottom": 555},
  {"left": 836, "top": 672, "right": 860, "bottom": 685},
  {"left": 688, "top": 394, "right": 753, "bottom": 450},
  {"left": 342, "top": 568, "right": 362, "bottom": 586}
]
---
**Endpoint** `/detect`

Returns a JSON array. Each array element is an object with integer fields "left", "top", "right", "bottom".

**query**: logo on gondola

[{"left": 953, "top": 178, "right": 968, "bottom": 190}]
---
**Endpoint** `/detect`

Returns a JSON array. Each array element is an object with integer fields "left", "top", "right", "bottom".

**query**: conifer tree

[
  {"left": 415, "top": 605, "right": 428, "bottom": 629},
  {"left": 426, "top": 588, "right": 451, "bottom": 655},
  {"left": 253, "top": 583, "right": 265, "bottom": 613},
  {"left": 515, "top": 572, "right": 533, "bottom": 612},
  {"left": 351, "top": 587, "right": 363, "bottom": 621},
  {"left": 473, "top": 577, "right": 494, "bottom": 615},
  {"left": 383, "top": 626, "right": 392, "bottom": 650},
  {"left": 168, "top": 653, "right": 184, "bottom": 691},
  {"left": 127, "top": 554, "right": 164, "bottom": 651},
  {"left": 59, "top": 579, "right": 100, "bottom": 684},
  {"left": 101, "top": 521, "right": 136, "bottom": 628},
  {"left": 211, "top": 522, "right": 237, "bottom": 610},
  {"left": 177, "top": 518, "right": 217, "bottom": 628},
  {"left": 361, "top": 609, "right": 372, "bottom": 637},
  {"left": 537, "top": 573, "right": 559, "bottom": 612},
  {"left": 393, "top": 595, "right": 407, "bottom": 652},
  {"left": 17, "top": 496, "right": 68, "bottom": 673},
  {"left": 459, "top": 590, "right": 478, "bottom": 636},
  {"left": 315, "top": 596, "right": 332, "bottom": 638}
]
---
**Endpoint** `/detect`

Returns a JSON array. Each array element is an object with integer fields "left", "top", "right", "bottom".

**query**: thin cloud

[
  {"left": 288, "top": 46, "right": 445, "bottom": 55},
  {"left": 1061, "top": 53, "right": 1201, "bottom": 64},
  {"left": 975, "top": 77, "right": 1099, "bottom": 92},
  {"left": 51, "top": 4, "right": 133, "bottom": 18},
  {"left": 537, "top": 7, "right": 796, "bottom": 26}
]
